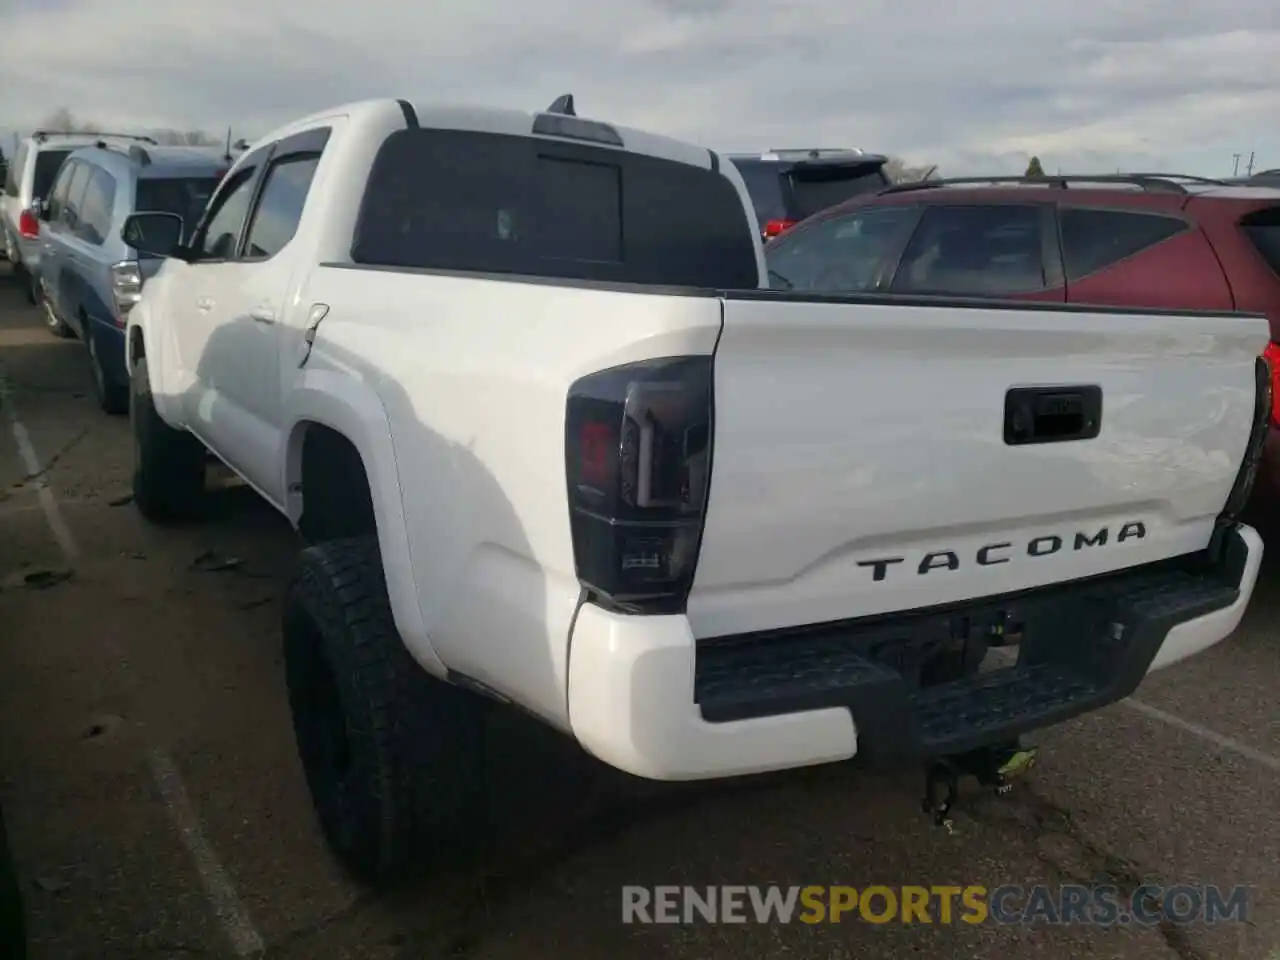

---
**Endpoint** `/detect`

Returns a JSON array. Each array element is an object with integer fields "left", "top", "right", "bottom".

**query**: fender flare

[
  {"left": 124, "top": 301, "right": 184, "bottom": 425},
  {"left": 282, "top": 368, "right": 445, "bottom": 677}
]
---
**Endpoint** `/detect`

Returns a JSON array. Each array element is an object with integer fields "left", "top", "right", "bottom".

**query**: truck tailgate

[{"left": 687, "top": 295, "right": 1268, "bottom": 637}]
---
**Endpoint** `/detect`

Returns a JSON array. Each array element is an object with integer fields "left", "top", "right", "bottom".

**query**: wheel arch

[{"left": 283, "top": 371, "right": 444, "bottom": 677}]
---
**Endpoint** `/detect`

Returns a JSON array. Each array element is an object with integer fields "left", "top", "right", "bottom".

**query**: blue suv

[{"left": 34, "top": 142, "right": 228, "bottom": 413}]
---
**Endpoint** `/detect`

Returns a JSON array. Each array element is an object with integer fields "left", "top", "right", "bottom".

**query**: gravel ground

[{"left": 0, "top": 264, "right": 1276, "bottom": 959}]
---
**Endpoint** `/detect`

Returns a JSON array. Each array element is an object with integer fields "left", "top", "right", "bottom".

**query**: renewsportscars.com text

[{"left": 621, "top": 884, "right": 1251, "bottom": 926}]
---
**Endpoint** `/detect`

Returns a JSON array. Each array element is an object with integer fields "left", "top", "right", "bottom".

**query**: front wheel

[
  {"left": 283, "top": 537, "right": 489, "bottom": 886},
  {"left": 130, "top": 355, "right": 206, "bottom": 521}
]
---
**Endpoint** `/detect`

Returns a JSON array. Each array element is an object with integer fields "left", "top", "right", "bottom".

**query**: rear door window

[
  {"left": 353, "top": 128, "right": 759, "bottom": 288},
  {"left": 890, "top": 204, "right": 1049, "bottom": 295},
  {"left": 77, "top": 166, "right": 118, "bottom": 246},
  {"left": 45, "top": 160, "right": 78, "bottom": 223},
  {"left": 32, "top": 149, "right": 73, "bottom": 202},
  {"left": 1059, "top": 208, "right": 1188, "bottom": 281},
  {"left": 61, "top": 162, "right": 93, "bottom": 233},
  {"left": 3, "top": 143, "right": 24, "bottom": 198},
  {"left": 764, "top": 205, "right": 920, "bottom": 292},
  {"left": 1241, "top": 207, "right": 1280, "bottom": 277}
]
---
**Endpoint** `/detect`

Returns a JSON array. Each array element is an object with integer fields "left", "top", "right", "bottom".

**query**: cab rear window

[{"left": 352, "top": 128, "right": 759, "bottom": 289}]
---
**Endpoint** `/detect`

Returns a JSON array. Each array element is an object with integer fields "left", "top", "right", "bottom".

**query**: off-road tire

[
  {"left": 0, "top": 800, "right": 26, "bottom": 960},
  {"left": 130, "top": 355, "right": 206, "bottom": 521},
  {"left": 283, "top": 537, "right": 488, "bottom": 886}
]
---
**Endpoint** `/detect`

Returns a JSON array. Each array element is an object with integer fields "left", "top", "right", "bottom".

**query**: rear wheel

[
  {"left": 283, "top": 537, "right": 489, "bottom": 885},
  {"left": 86, "top": 322, "right": 127, "bottom": 414},
  {"left": 39, "top": 283, "right": 72, "bottom": 339},
  {"left": 21, "top": 267, "right": 37, "bottom": 306},
  {"left": 0, "top": 799, "right": 25, "bottom": 960},
  {"left": 130, "top": 355, "right": 206, "bottom": 521}
]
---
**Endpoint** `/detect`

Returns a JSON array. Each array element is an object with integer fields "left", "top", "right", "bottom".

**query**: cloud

[{"left": 0, "top": 0, "right": 1276, "bottom": 175}]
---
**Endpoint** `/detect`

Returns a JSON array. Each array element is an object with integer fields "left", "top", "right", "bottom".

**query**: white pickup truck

[{"left": 122, "top": 96, "right": 1269, "bottom": 884}]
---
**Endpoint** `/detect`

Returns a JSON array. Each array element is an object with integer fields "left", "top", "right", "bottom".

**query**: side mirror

[{"left": 122, "top": 211, "right": 185, "bottom": 259}]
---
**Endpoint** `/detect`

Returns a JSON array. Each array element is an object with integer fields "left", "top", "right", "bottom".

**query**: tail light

[
  {"left": 564, "top": 357, "right": 714, "bottom": 614},
  {"left": 762, "top": 219, "right": 797, "bottom": 240},
  {"left": 1263, "top": 341, "right": 1280, "bottom": 425},
  {"left": 109, "top": 260, "right": 144, "bottom": 327},
  {"left": 18, "top": 209, "right": 39, "bottom": 239},
  {"left": 1220, "top": 353, "right": 1273, "bottom": 522}
]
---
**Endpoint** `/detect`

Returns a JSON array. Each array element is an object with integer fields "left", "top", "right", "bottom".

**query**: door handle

[
  {"left": 196, "top": 297, "right": 213, "bottom": 313},
  {"left": 1004, "top": 385, "right": 1103, "bottom": 445},
  {"left": 249, "top": 304, "right": 276, "bottom": 324}
]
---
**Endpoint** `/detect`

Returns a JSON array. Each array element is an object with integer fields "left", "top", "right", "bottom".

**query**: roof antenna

[
  {"left": 223, "top": 126, "right": 233, "bottom": 163},
  {"left": 546, "top": 94, "right": 575, "bottom": 116}
]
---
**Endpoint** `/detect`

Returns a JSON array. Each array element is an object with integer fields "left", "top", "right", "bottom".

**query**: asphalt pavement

[{"left": 0, "top": 265, "right": 1276, "bottom": 959}]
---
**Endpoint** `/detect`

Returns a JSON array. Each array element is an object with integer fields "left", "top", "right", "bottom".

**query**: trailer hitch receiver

[{"left": 922, "top": 740, "right": 1039, "bottom": 833}]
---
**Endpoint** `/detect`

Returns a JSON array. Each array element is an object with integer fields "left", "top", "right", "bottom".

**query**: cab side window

[
  {"left": 190, "top": 167, "right": 259, "bottom": 262},
  {"left": 242, "top": 153, "right": 321, "bottom": 260}
]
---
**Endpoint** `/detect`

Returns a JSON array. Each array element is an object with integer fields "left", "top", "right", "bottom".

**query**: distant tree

[
  {"left": 149, "top": 128, "right": 220, "bottom": 146},
  {"left": 1025, "top": 155, "right": 1046, "bottom": 177},
  {"left": 36, "top": 108, "right": 219, "bottom": 146},
  {"left": 885, "top": 156, "right": 941, "bottom": 183},
  {"left": 38, "top": 107, "right": 100, "bottom": 134}
]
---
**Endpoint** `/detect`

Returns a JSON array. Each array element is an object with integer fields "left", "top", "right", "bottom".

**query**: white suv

[{"left": 2, "top": 130, "right": 156, "bottom": 303}]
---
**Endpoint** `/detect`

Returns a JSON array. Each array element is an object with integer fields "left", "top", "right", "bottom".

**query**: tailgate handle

[{"left": 1004, "top": 385, "right": 1102, "bottom": 445}]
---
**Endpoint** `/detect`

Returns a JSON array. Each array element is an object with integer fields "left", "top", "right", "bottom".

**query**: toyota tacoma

[{"left": 121, "top": 95, "right": 1269, "bottom": 884}]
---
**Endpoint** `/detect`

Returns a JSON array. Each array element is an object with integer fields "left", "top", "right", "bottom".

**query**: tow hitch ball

[{"left": 922, "top": 741, "right": 1039, "bottom": 834}]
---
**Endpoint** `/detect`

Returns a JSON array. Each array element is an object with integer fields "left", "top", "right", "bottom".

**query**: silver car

[{"left": 3, "top": 130, "right": 156, "bottom": 303}]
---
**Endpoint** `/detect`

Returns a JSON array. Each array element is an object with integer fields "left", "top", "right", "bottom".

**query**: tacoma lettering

[{"left": 857, "top": 522, "right": 1146, "bottom": 581}]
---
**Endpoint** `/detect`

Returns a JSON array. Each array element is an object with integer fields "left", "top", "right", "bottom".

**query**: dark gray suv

[{"left": 727, "top": 148, "right": 892, "bottom": 242}]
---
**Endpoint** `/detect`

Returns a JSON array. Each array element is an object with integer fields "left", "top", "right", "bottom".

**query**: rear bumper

[
  {"left": 566, "top": 523, "right": 1262, "bottom": 781},
  {"left": 9, "top": 234, "right": 39, "bottom": 272}
]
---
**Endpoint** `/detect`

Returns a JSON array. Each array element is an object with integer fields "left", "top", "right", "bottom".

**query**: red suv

[{"left": 763, "top": 173, "right": 1280, "bottom": 499}]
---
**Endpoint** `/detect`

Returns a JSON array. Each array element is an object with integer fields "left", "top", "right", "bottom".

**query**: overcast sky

[{"left": 1, "top": 0, "right": 1276, "bottom": 177}]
